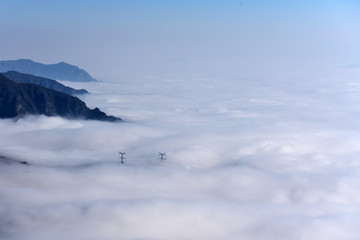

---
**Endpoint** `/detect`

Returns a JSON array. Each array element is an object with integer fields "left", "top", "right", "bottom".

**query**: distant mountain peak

[
  {"left": 14, "top": 59, "right": 34, "bottom": 62},
  {"left": 0, "top": 59, "right": 97, "bottom": 82}
]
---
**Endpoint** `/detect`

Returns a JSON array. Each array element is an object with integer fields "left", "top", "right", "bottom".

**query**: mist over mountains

[
  {"left": 1, "top": 64, "right": 360, "bottom": 239},
  {"left": 1, "top": 0, "right": 360, "bottom": 238},
  {"left": 1, "top": 58, "right": 360, "bottom": 240},
  {"left": 0, "top": 59, "right": 97, "bottom": 82}
]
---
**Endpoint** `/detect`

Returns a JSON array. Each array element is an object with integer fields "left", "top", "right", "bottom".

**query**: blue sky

[{"left": 1, "top": 0, "right": 359, "bottom": 79}]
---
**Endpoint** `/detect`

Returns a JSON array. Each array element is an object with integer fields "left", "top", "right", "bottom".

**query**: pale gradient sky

[{"left": 1, "top": 0, "right": 359, "bottom": 79}]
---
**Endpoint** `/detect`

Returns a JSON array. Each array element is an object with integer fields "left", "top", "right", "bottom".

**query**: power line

[
  {"left": 119, "top": 152, "right": 126, "bottom": 164},
  {"left": 159, "top": 152, "right": 166, "bottom": 162}
]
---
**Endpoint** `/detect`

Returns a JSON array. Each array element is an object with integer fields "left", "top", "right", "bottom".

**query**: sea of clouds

[{"left": 1, "top": 60, "right": 360, "bottom": 240}]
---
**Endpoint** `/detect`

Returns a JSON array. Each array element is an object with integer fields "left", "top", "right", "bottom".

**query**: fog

[{"left": 1, "top": 59, "right": 360, "bottom": 239}]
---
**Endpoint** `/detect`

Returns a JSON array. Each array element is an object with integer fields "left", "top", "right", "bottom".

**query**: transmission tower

[
  {"left": 119, "top": 152, "right": 126, "bottom": 164},
  {"left": 159, "top": 152, "right": 166, "bottom": 162}
]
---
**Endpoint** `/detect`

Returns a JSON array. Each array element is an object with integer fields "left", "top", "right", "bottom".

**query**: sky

[
  {"left": 1, "top": 0, "right": 359, "bottom": 79},
  {"left": 1, "top": 1, "right": 360, "bottom": 240}
]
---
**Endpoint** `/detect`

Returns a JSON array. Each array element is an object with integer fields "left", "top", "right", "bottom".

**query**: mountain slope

[
  {"left": 0, "top": 59, "right": 97, "bottom": 82},
  {"left": 0, "top": 75, "right": 120, "bottom": 122},
  {"left": 2, "top": 71, "right": 88, "bottom": 95}
]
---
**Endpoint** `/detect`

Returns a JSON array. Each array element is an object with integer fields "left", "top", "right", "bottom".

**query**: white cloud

[{"left": 1, "top": 61, "right": 360, "bottom": 239}]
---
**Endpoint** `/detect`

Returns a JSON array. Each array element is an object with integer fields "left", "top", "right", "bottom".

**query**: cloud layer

[{"left": 1, "top": 62, "right": 360, "bottom": 239}]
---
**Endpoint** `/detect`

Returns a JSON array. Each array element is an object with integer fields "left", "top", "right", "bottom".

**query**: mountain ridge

[
  {"left": 0, "top": 59, "right": 97, "bottom": 82},
  {"left": 0, "top": 74, "right": 120, "bottom": 122},
  {"left": 2, "top": 71, "right": 88, "bottom": 95}
]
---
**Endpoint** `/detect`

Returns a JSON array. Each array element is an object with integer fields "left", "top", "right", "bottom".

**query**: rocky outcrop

[{"left": 0, "top": 74, "right": 120, "bottom": 122}]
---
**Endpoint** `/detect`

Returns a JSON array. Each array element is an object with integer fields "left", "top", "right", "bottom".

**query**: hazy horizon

[{"left": 1, "top": 0, "right": 359, "bottom": 80}]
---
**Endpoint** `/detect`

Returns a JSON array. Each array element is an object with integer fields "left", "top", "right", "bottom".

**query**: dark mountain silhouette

[
  {"left": 2, "top": 71, "right": 88, "bottom": 95},
  {"left": 0, "top": 59, "right": 97, "bottom": 82},
  {"left": 0, "top": 74, "right": 120, "bottom": 122}
]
